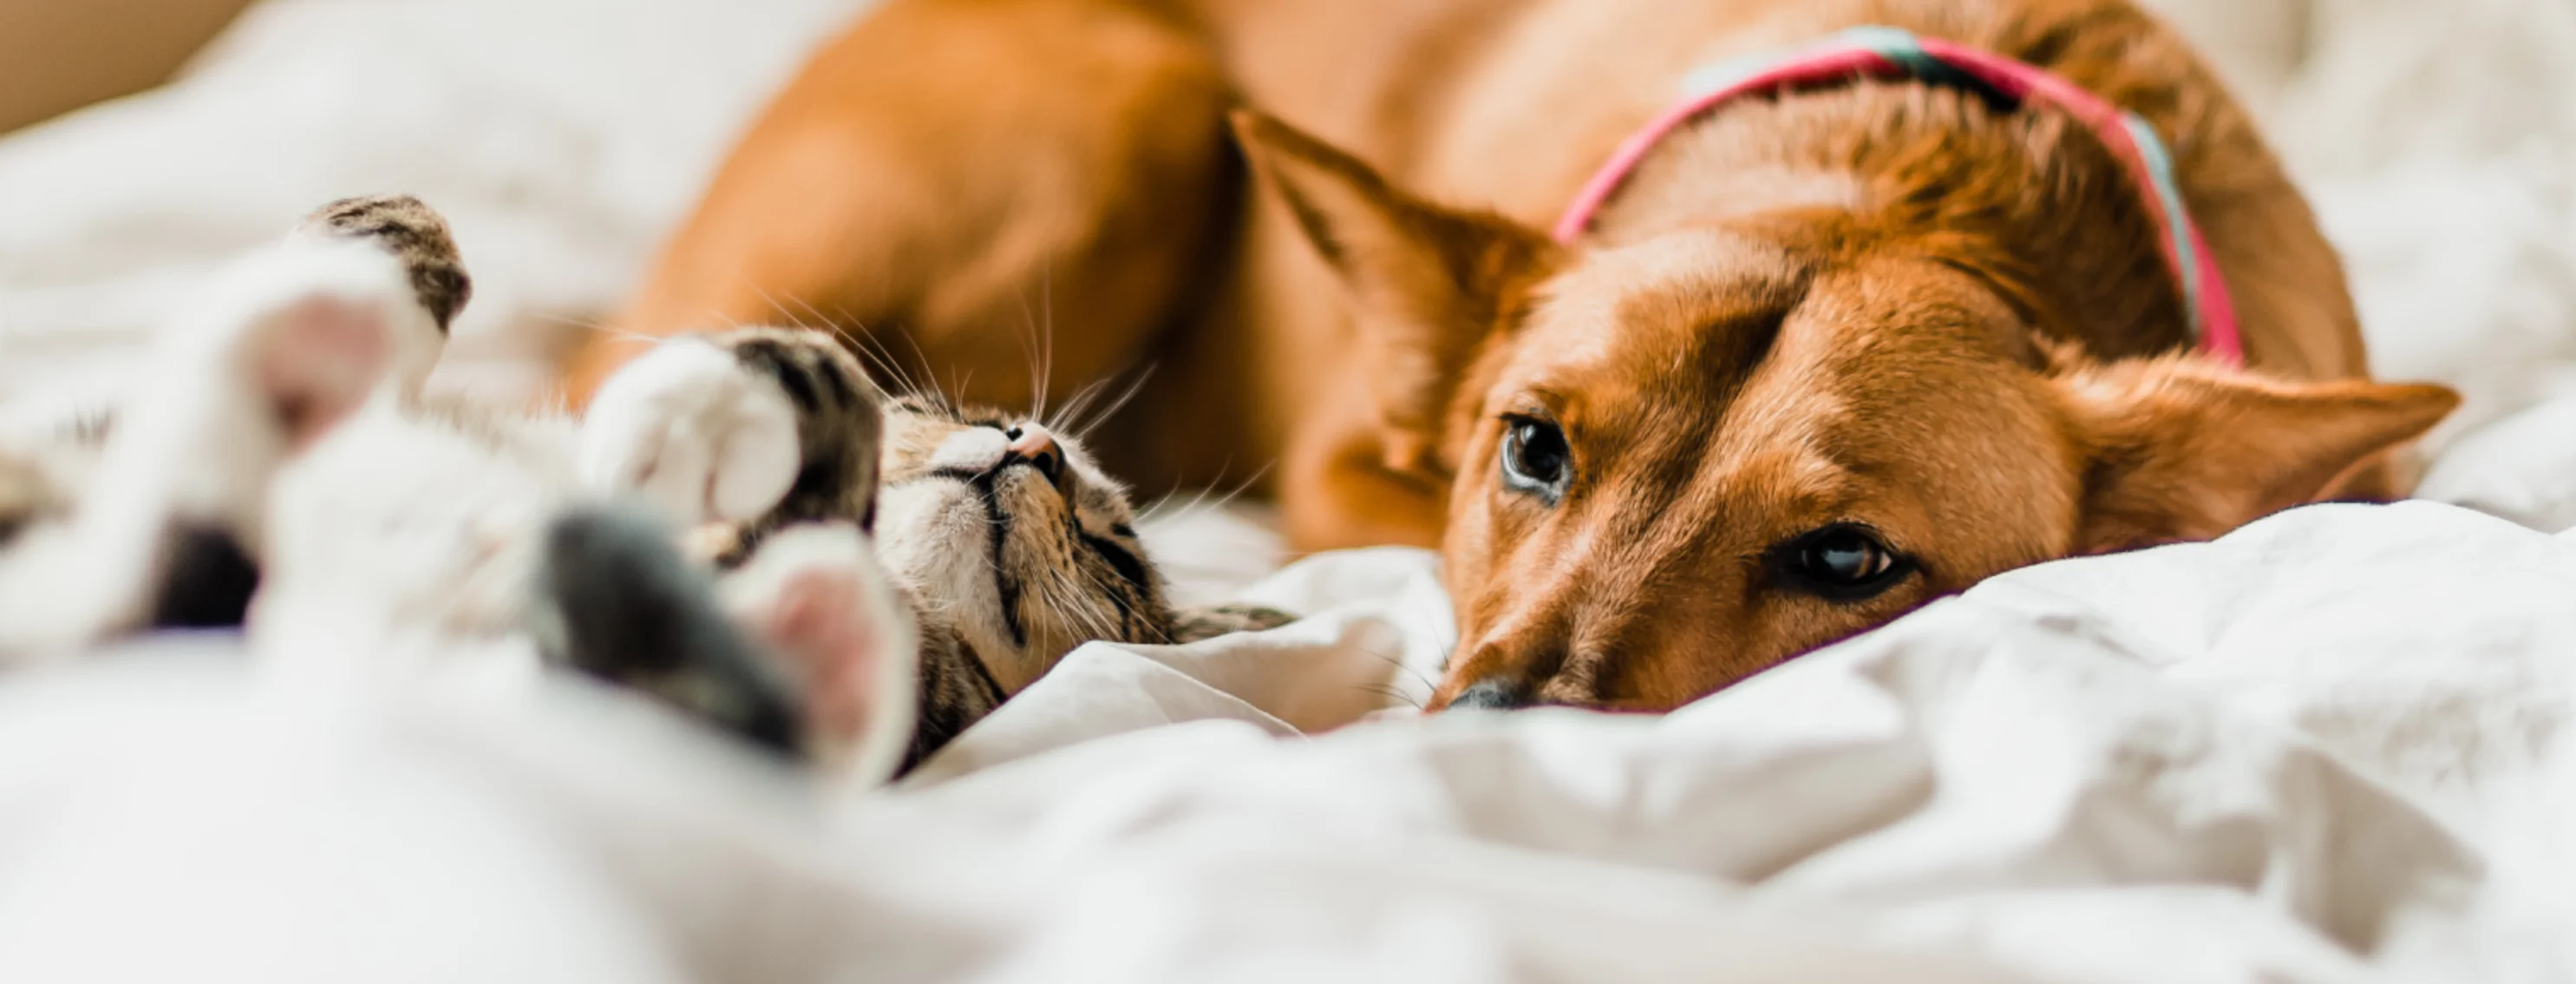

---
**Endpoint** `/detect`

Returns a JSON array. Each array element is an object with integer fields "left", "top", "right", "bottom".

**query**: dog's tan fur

[{"left": 562, "top": 0, "right": 2457, "bottom": 712}]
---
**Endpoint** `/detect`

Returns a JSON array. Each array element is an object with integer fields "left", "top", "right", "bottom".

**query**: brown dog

[{"left": 562, "top": 0, "right": 2458, "bottom": 712}]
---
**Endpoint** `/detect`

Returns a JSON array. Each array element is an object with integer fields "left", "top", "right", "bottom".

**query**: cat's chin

[{"left": 872, "top": 476, "right": 1036, "bottom": 682}]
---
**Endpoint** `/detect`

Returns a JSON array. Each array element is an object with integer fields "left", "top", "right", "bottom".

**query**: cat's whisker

[
  {"left": 1063, "top": 363, "right": 1156, "bottom": 440},
  {"left": 1037, "top": 265, "right": 1058, "bottom": 426},
  {"left": 798, "top": 298, "right": 932, "bottom": 401},
  {"left": 537, "top": 313, "right": 665, "bottom": 347},
  {"left": 1047, "top": 375, "right": 1118, "bottom": 436},
  {"left": 834, "top": 323, "right": 928, "bottom": 403},
  {"left": 1351, "top": 641, "right": 1440, "bottom": 693},
  {"left": 1197, "top": 462, "right": 1275, "bottom": 515},
  {"left": 751, "top": 287, "right": 926, "bottom": 402},
  {"left": 781, "top": 305, "right": 932, "bottom": 408},
  {"left": 1056, "top": 360, "right": 1159, "bottom": 435},
  {"left": 875, "top": 322, "right": 958, "bottom": 414},
  {"left": 796, "top": 303, "right": 944, "bottom": 410},
  {"left": 1057, "top": 549, "right": 1125, "bottom": 640},
  {"left": 1009, "top": 266, "right": 1058, "bottom": 426},
  {"left": 750, "top": 285, "right": 803, "bottom": 328},
  {"left": 1352, "top": 681, "right": 1426, "bottom": 711},
  {"left": 1137, "top": 458, "right": 1269, "bottom": 526}
]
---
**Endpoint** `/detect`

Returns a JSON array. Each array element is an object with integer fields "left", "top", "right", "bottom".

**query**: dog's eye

[
  {"left": 1500, "top": 417, "right": 1571, "bottom": 502},
  {"left": 1778, "top": 524, "right": 1911, "bottom": 600}
]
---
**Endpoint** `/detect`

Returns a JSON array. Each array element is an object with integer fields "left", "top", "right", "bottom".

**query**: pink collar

[{"left": 1552, "top": 26, "right": 2242, "bottom": 364}]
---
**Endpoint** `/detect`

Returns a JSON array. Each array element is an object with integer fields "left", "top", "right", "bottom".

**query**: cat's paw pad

[
  {"left": 721, "top": 522, "right": 917, "bottom": 786},
  {"left": 580, "top": 338, "right": 803, "bottom": 526},
  {"left": 144, "top": 243, "right": 415, "bottom": 462},
  {"left": 249, "top": 292, "right": 395, "bottom": 449}
]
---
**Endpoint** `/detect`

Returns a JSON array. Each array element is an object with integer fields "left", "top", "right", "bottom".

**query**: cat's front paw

[{"left": 579, "top": 338, "right": 804, "bottom": 527}]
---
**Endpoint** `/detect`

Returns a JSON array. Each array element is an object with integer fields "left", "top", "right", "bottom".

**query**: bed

[{"left": 0, "top": 1, "right": 2570, "bottom": 980}]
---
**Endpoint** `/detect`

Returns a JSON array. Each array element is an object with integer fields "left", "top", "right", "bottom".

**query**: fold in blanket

[{"left": 0, "top": 502, "right": 2569, "bottom": 981}]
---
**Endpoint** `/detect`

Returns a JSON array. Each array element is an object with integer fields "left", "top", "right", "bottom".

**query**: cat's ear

[{"left": 1171, "top": 602, "right": 1298, "bottom": 644}]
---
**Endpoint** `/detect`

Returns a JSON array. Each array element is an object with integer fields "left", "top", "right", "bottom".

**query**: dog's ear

[
  {"left": 1230, "top": 109, "right": 1557, "bottom": 477},
  {"left": 2053, "top": 355, "right": 2459, "bottom": 551}
]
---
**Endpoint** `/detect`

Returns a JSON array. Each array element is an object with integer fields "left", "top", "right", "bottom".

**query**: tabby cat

[{"left": 0, "top": 195, "right": 1287, "bottom": 782}]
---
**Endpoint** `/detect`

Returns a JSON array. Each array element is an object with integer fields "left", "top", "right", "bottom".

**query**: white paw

[
  {"left": 179, "top": 239, "right": 442, "bottom": 414},
  {"left": 117, "top": 243, "right": 415, "bottom": 522},
  {"left": 0, "top": 242, "right": 418, "bottom": 655},
  {"left": 579, "top": 339, "right": 802, "bottom": 526},
  {"left": 718, "top": 523, "right": 917, "bottom": 788}
]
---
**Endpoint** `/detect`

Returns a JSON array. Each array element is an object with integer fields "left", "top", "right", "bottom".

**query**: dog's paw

[
  {"left": 579, "top": 338, "right": 805, "bottom": 527},
  {"left": 720, "top": 522, "right": 918, "bottom": 788}
]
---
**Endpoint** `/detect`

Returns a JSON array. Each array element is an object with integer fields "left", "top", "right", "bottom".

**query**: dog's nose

[
  {"left": 1445, "top": 677, "right": 1532, "bottom": 711},
  {"left": 1003, "top": 423, "right": 1063, "bottom": 484}
]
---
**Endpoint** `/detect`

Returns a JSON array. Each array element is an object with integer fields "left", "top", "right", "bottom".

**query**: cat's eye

[
  {"left": 1776, "top": 524, "right": 1912, "bottom": 601},
  {"left": 1500, "top": 416, "right": 1572, "bottom": 502}
]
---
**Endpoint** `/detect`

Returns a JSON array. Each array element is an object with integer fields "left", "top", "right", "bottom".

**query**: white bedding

[
  {"left": 3, "top": 503, "right": 2573, "bottom": 982},
  {"left": 1, "top": 1, "right": 2573, "bottom": 981}
]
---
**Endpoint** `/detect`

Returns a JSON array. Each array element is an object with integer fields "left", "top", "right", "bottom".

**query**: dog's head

[{"left": 1233, "top": 110, "right": 2457, "bottom": 712}]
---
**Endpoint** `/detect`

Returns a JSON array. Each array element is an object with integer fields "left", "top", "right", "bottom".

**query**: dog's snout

[
  {"left": 1446, "top": 677, "right": 1532, "bottom": 711},
  {"left": 1003, "top": 423, "right": 1064, "bottom": 484}
]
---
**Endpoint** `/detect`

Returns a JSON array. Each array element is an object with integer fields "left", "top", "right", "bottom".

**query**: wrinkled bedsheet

[
  {"left": 2, "top": 0, "right": 2574, "bottom": 981},
  {"left": 2, "top": 502, "right": 2572, "bottom": 983}
]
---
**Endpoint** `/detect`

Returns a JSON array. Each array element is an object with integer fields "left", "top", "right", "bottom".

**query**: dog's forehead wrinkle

[
  {"left": 1608, "top": 242, "right": 1804, "bottom": 339},
  {"left": 1541, "top": 325, "right": 1855, "bottom": 564},
  {"left": 1526, "top": 227, "right": 1802, "bottom": 368},
  {"left": 1534, "top": 243, "right": 1834, "bottom": 454},
  {"left": 1600, "top": 377, "right": 1861, "bottom": 554}
]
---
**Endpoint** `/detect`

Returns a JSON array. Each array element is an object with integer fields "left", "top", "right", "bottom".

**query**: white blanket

[
  {"left": 2, "top": 1, "right": 2573, "bottom": 981},
  {"left": 2, "top": 502, "right": 2571, "bottom": 982}
]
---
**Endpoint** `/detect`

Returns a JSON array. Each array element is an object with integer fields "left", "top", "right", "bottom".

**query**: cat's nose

[{"left": 1003, "top": 423, "right": 1063, "bottom": 484}]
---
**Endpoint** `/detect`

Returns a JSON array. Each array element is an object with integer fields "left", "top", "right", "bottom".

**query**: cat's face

[{"left": 873, "top": 397, "right": 1168, "bottom": 692}]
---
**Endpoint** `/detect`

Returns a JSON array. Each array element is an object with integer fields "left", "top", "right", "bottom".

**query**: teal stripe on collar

[{"left": 2121, "top": 112, "right": 2205, "bottom": 340}]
